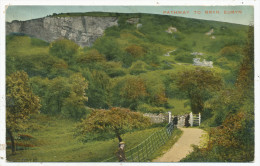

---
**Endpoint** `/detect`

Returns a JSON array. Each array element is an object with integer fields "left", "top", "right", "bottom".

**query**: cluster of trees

[
  {"left": 182, "top": 26, "right": 254, "bottom": 162},
  {"left": 30, "top": 73, "right": 89, "bottom": 119},
  {"left": 6, "top": 71, "right": 41, "bottom": 154},
  {"left": 6, "top": 13, "right": 253, "bottom": 160}
]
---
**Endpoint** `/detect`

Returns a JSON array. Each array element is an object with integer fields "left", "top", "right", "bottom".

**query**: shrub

[
  {"left": 49, "top": 39, "right": 79, "bottom": 62},
  {"left": 125, "top": 45, "right": 146, "bottom": 58},
  {"left": 129, "top": 60, "right": 149, "bottom": 75},
  {"left": 77, "top": 49, "right": 105, "bottom": 64},
  {"left": 137, "top": 104, "right": 166, "bottom": 114}
]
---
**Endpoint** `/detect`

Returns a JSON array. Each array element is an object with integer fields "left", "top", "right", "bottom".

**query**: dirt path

[{"left": 153, "top": 128, "right": 206, "bottom": 162}]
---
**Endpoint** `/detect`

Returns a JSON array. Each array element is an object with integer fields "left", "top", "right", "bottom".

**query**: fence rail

[{"left": 103, "top": 121, "right": 175, "bottom": 162}]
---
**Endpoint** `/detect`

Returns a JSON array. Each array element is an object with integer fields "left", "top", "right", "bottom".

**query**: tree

[
  {"left": 61, "top": 73, "right": 89, "bottom": 119},
  {"left": 236, "top": 26, "right": 254, "bottom": 102},
  {"left": 93, "top": 37, "right": 123, "bottom": 61},
  {"left": 6, "top": 71, "right": 41, "bottom": 154},
  {"left": 49, "top": 39, "right": 79, "bottom": 63},
  {"left": 76, "top": 107, "right": 151, "bottom": 142},
  {"left": 177, "top": 67, "right": 223, "bottom": 114},
  {"left": 142, "top": 73, "right": 168, "bottom": 107},
  {"left": 77, "top": 49, "right": 105, "bottom": 64},
  {"left": 47, "top": 77, "right": 70, "bottom": 114},
  {"left": 129, "top": 60, "right": 148, "bottom": 75},
  {"left": 85, "top": 70, "right": 111, "bottom": 109},
  {"left": 181, "top": 27, "right": 254, "bottom": 162},
  {"left": 30, "top": 73, "right": 88, "bottom": 118},
  {"left": 116, "top": 76, "right": 148, "bottom": 110},
  {"left": 125, "top": 45, "right": 145, "bottom": 58}
]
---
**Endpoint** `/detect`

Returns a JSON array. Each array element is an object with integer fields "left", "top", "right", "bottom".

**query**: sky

[{"left": 6, "top": 6, "right": 254, "bottom": 25}]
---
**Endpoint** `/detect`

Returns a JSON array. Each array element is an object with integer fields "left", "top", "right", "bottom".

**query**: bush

[
  {"left": 102, "top": 61, "right": 127, "bottom": 77},
  {"left": 49, "top": 39, "right": 79, "bottom": 62},
  {"left": 93, "top": 37, "right": 123, "bottom": 61},
  {"left": 137, "top": 104, "right": 166, "bottom": 114},
  {"left": 31, "top": 38, "right": 49, "bottom": 47},
  {"left": 182, "top": 111, "right": 254, "bottom": 162},
  {"left": 77, "top": 49, "right": 105, "bottom": 64},
  {"left": 220, "top": 46, "right": 241, "bottom": 61},
  {"left": 174, "top": 53, "right": 194, "bottom": 63},
  {"left": 129, "top": 60, "right": 149, "bottom": 75}
]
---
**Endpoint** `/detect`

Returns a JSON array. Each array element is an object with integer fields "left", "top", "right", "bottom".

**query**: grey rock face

[{"left": 6, "top": 16, "right": 118, "bottom": 47}]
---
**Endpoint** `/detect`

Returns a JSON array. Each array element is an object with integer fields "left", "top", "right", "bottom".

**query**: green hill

[{"left": 6, "top": 12, "right": 253, "bottom": 162}]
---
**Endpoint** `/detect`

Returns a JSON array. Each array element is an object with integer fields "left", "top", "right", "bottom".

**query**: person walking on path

[{"left": 116, "top": 142, "right": 126, "bottom": 162}]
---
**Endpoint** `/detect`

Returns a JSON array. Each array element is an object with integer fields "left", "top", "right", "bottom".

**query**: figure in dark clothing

[
  {"left": 185, "top": 114, "right": 190, "bottom": 127},
  {"left": 116, "top": 142, "right": 126, "bottom": 162},
  {"left": 173, "top": 116, "right": 178, "bottom": 126}
]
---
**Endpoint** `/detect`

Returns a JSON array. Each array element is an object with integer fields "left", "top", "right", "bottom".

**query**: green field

[{"left": 7, "top": 114, "right": 166, "bottom": 162}]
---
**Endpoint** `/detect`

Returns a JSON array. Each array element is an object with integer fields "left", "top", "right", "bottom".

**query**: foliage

[
  {"left": 101, "top": 61, "right": 127, "bottom": 77},
  {"left": 142, "top": 73, "right": 168, "bottom": 106},
  {"left": 182, "top": 111, "right": 254, "bottom": 162},
  {"left": 6, "top": 71, "right": 41, "bottom": 130},
  {"left": 182, "top": 26, "right": 254, "bottom": 162},
  {"left": 6, "top": 71, "right": 41, "bottom": 154},
  {"left": 77, "top": 49, "right": 105, "bottom": 64},
  {"left": 61, "top": 73, "right": 89, "bottom": 119},
  {"left": 177, "top": 67, "right": 223, "bottom": 114},
  {"left": 220, "top": 46, "right": 242, "bottom": 61},
  {"left": 84, "top": 70, "right": 111, "bottom": 109},
  {"left": 49, "top": 39, "right": 79, "bottom": 62},
  {"left": 125, "top": 44, "right": 146, "bottom": 58},
  {"left": 75, "top": 107, "right": 151, "bottom": 142},
  {"left": 235, "top": 26, "right": 254, "bottom": 102},
  {"left": 137, "top": 104, "right": 166, "bottom": 114},
  {"left": 112, "top": 76, "right": 148, "bottom": 110},
  {"left": 5, "top": 12, "right": 252, "bottom": 162},
  {"left": 93, "top": 37, "right": 123, "bottom": 61},
  {"left": 174, "top": 52, "right": 194, "bottom": 63},
  {"left": 30, "top": 73, "right": 88, "bottom": 119},
  {"left": 129, "top": 60, "right": 149, "bottom": 75}
]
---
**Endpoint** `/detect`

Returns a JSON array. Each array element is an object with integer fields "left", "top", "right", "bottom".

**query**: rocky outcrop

[
  {"left": 193, "top": 58, "right": 213, "bottom": 68},
  {"left": 126, "top": 18, "right": 140, "bottom": 24},
  {"left": 166, "top": 26, "right": 177, "bottom": 33},
  {"left": 6, "top": 16, "right": 118, "bottom": 47}
]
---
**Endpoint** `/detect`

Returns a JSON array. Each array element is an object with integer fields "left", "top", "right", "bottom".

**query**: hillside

[{"left": 6, "top": 12, "right": 253, "bottom": 162}]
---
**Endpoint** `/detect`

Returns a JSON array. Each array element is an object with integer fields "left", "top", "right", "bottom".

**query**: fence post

[
  {"left": 199, "top": 112, "right": 201, "bottom": 126},
  {"left": 168, "top": 111, "right": 172, "bottom": 124},
  {"left": 190, "top": 112, "right": 193, "bottom": 127}
]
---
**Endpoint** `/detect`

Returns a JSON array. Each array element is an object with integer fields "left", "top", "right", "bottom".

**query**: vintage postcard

[{"left": 0, "top": 0, "right": 259, "bottom": 166}]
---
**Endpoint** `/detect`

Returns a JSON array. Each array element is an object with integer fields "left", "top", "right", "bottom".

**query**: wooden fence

[{"left": 103, "top": 120, "right": 175, "bottom": 162}]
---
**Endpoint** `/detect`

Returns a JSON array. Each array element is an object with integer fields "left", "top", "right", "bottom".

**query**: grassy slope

[
  {"left": 6, "top": 36, "right": 49, "bottom": 57},
  {"left": 7, "top": 114, "right": 164, "bottom": 162},
  {"left": 6, "top": 13, "right": 249, "bottom": 162}
]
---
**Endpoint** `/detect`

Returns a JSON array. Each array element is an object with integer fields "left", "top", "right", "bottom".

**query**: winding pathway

[{"left": 153, "top": 128, "right": 206, "bottom": 162}]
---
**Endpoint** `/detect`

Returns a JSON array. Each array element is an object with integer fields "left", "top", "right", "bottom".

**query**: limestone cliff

[{"left": 6, "top": 16, "right": 118, "bottom": 47}]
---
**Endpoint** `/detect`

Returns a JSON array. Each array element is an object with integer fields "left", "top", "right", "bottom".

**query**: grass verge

[{"left": 6, "top": 114, "right": 163, "bottom": 162}]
